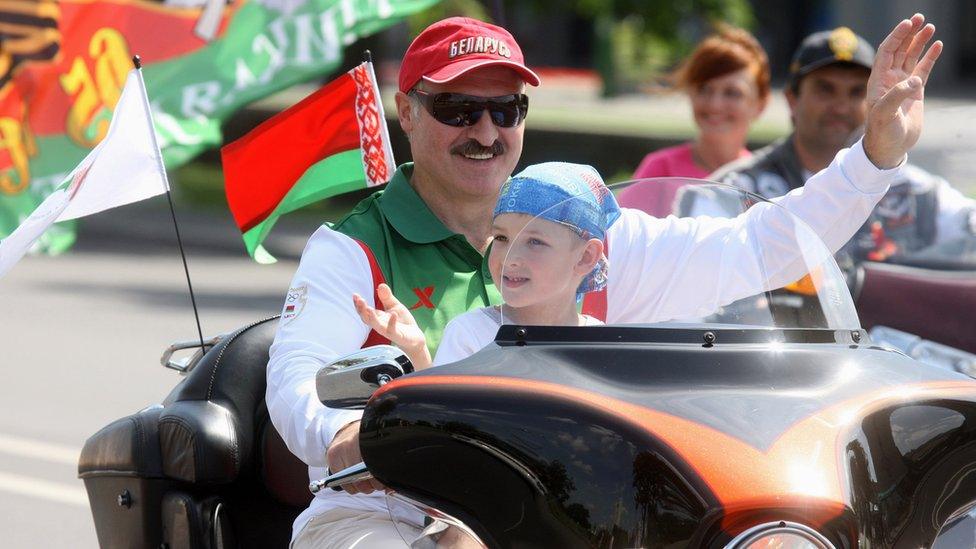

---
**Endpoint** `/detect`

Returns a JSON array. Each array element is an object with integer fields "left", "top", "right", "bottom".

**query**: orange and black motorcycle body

[{"left": 352, "top": 324, "right": 976, "bottom": 548}]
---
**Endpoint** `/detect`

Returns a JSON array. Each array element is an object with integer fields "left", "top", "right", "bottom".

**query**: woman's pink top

[{"left": 619, "top": 142, "right": 750, "bottom": 217}]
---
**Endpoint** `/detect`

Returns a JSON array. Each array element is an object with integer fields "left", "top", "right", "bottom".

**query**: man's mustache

[{"left": 451, "top": 140, "right": 505, "bottom": 157}]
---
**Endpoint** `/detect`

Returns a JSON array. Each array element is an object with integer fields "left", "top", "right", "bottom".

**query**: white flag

[{"left": 0, "top": 68, "right": 168, "bottom": 278}]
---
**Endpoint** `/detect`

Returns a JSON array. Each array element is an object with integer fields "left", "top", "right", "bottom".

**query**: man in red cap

[
  {"left": 268, "top": 15, "right": 941, "bottom": 548},
  {"left": 269, "top": 17, "right": 541, "bottom": 548}
]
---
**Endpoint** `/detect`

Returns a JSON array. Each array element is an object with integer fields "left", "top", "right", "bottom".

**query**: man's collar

[{"left": 379, "top": 163, "right": 455, "bottom": 244}]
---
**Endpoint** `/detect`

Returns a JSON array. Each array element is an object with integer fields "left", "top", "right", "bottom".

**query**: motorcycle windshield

[{"left": 497, "top": 177, "right": 860, "bottom": 330}]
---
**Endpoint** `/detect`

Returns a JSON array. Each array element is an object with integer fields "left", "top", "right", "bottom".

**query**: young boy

[{"left": 352, "top": 162, "right": 620, "bottom": 369}]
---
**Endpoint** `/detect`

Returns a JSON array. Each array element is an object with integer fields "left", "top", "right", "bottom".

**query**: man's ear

[
  {"left": 575, "top": 239, "right": 604, "bottom": 276},
  {"left": 395, "top": 91, "right": 414, "bottom": 133}
]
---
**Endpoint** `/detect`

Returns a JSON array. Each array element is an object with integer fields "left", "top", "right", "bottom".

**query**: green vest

[{"left": 332, "top": 163, "right": 501, "bottom": 353}]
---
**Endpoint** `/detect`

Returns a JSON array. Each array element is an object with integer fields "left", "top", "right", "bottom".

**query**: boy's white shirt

[
  {"left": 433, "top": 307, "right": 603, "bottom": 366},
  {"left": 268, "top": 139, "right": 900, "bottom": 539},
  {"left": 432, "top": 308, "right": 500, "bottom": 367}
]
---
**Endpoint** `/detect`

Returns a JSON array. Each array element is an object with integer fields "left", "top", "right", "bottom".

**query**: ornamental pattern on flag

[{"left": 351, "top": 64, "right": 392, "bottom": 187}]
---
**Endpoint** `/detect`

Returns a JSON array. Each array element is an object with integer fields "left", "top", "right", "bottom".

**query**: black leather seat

[{"left": 80, "top": 317, "right": 311, "bottom": 549}]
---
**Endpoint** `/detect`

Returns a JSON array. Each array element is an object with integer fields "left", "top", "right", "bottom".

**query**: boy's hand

[{"left": 353, "top": 283, "right": 433, "bottom": 369}]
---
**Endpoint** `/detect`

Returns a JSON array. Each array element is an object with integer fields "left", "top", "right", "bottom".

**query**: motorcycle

[{"left": 79, "top": 180, "right": 976, "bottom": 548}]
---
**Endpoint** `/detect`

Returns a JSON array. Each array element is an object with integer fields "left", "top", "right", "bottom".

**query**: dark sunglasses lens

[
  {"left": 487, "top": 103, "right": 520, "bottom": 127},
  {"left": 431, "top": 99, "right": 477, "bottom": 127},
  {"left": 429, "top": 94, "right": 526, "bottom": 127},
  {"left": 489, "top": 109, "right": 507, "bottom": 127}
]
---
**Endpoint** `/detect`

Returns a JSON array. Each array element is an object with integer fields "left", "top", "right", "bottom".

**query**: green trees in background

[
  {"left": 409, "top": 0, "right": 755, "bottom": 97},
  {"left": 406, "top": 0, "right": 489, "bottom": 34},
  {"left": 578, "top": 0, "right": 755, "bottom": 96}
]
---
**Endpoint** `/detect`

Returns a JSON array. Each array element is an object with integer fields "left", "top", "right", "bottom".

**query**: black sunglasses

[{"left": 410, "top": 90, "right": 528, "bottom": 128}]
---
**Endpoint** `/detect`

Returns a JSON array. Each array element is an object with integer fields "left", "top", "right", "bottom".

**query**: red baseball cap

[{"left": 398, "top": 17, "right": 541, "bottom": 93}]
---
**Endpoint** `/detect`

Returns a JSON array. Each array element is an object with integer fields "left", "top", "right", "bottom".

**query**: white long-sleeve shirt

[{"left": 267, "top": 139, "right": 900, "bottom": 538}]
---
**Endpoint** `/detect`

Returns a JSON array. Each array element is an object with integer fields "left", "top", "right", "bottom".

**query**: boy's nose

[{"left": 504, "top": 249, "right": 522, "bottom": 266}]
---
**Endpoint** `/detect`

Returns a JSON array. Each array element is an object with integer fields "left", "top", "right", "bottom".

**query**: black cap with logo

[{"left": 789, "top": 27, "right": 875, "bottom": 88}]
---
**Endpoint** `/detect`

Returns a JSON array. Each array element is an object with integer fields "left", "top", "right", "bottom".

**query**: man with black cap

[
  {"left": 270, "top": 14, "right": 943, "bottom": 548},
  {"left": 713, "top": 25, "right": 975, "bottom": 262}
]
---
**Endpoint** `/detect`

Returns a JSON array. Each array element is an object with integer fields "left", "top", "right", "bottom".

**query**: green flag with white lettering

[{"left": 147, "top": 0, "right": 440, "bottom": 166}]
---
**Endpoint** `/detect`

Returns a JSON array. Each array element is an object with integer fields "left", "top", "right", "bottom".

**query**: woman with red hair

[{"left": 620, "top": 25, "right": 770, "bottom": 216}]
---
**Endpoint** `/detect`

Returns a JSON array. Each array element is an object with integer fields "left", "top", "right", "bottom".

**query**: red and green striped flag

[
  {"left": 221, "top": 60, "right": 394, "bottom": 263},
  {"left": 0, "top": 0, "right": 437, "bottom": 254}
]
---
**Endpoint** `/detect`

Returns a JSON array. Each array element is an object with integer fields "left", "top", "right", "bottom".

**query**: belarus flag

[{"left": 221, "top": 61, "right": 395, "bottom": 263}]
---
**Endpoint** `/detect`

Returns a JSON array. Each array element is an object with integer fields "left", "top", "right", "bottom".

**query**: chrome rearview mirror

[{"left": 316, "top": 345, "right": 414, "bottom": 409}]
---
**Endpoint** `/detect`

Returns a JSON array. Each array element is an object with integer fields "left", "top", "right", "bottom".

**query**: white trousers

[{"left": 291, "top": 508, "right": 408, "bottom": 549}]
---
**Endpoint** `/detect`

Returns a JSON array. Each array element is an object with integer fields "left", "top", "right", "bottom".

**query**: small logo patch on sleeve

[{"left": 282, "top": 284, "right": 308, "bottom": 323}]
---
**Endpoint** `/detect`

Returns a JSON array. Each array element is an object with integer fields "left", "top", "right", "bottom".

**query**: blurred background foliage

[
  {"left": 405, "top": 0, "right": 489, "bottom": 32},
  {"left": 407, "top": 0, "right": 755, "bottom": 96}
]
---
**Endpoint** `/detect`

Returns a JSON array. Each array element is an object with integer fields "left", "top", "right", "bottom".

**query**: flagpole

[{"left": 132, "top": 55, "right": 207, "bottom": 354}]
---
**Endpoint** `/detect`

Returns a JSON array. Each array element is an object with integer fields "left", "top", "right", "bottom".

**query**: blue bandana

[{"left": 494, "top": 162, "right": 621, "bottom": 297}]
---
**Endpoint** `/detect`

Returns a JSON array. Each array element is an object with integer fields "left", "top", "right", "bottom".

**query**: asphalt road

[{"left": 0, "top": 204, "right": 311, "bottom": 547}]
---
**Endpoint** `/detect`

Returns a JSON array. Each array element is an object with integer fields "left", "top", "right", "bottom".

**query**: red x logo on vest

[{"left": 409, "top": 286, "right": 436, "bottom": 310}]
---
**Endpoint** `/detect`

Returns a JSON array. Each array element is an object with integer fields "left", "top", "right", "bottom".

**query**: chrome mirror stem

[{"left": 309, "top": 462, "right": 372, "bottom": 493}]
